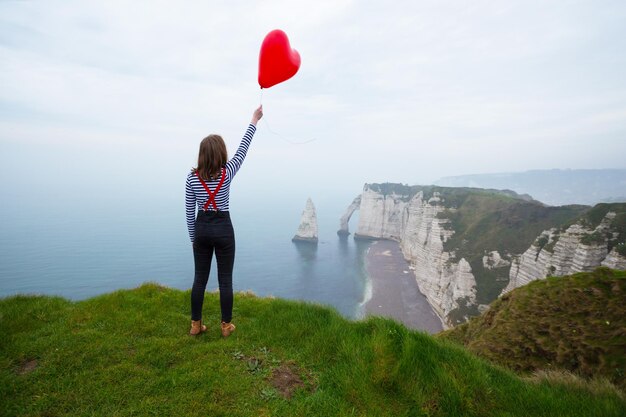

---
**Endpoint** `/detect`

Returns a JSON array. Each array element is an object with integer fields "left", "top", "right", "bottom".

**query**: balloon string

[
  {"left": 258, "top": 88, "right": 315, "bottom": 145},
  {"left": 262, "top": 117, "right": 316, "bottom": 145}
]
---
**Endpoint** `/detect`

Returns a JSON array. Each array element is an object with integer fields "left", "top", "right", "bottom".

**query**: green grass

[
  {"left": 366, "top": 183, "right": 528, "bottom": 207},
  {"left": 440, "top": 268, "right": 626, "bottom": 393},
  {"left": 2, "top": 284, "right": 625, "bottom": 416}
]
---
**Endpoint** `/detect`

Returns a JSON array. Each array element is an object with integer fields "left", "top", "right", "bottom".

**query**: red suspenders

[{"left": 195, "top": 168, "right": 227, "bottom": 211}]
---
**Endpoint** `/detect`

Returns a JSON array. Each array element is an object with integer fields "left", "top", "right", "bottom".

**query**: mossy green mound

[
  {"left": 440, "top": 268, "right": 626, "bottom": 393},
  {"left": 1, "top": 284, "right": 625, "bottom": 416}
]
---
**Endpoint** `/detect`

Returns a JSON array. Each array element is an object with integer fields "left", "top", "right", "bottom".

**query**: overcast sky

[{"left": 1, "top": 0, "right": 625, "bottom": 206}]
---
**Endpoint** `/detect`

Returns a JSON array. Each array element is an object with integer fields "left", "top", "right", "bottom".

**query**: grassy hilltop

[
  {"left": 1, "top": 282, "right": 625, "bottom": 416},
  {"left": 440, "top": 268, "right": 626, "bottom": 392}
]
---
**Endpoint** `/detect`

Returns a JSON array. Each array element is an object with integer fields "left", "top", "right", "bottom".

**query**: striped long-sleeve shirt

[{"left": 185, "top": 124, "right": 256, "bottom": 242}]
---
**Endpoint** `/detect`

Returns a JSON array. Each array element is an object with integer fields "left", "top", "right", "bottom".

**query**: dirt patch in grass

[
  {"left": 268, "top": 362, "right": 305, "bottom": 399},
  {"left": 16, "top": 359, "right": 38, "bottom": 375}
]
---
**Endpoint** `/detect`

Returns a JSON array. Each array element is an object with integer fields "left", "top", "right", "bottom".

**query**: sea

[{"left": 0, "top": 190, "right": 372, "bottom": 319}]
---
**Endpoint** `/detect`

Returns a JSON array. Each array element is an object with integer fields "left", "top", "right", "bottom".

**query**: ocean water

[{"left": 0, "top": 192, "right": 371, "bottom": 319}]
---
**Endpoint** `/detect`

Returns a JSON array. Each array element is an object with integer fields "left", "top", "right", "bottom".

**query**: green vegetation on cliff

[
  {"left": 2, "top": 284, "right": 625, "bottom": 416},
  {"left": 438, "top": 192, "right": 588, "bottom": 309},
  {"left": 366, "top": 183, "right": 529, "bottom": 206},
  {"left": 582, "top": 203, "right": 626, "bottom": 255},
  {"left": 440, "top": 268, "right": 626, "bottom": 393},
  {"left": 439, "top": 194, "right": 587, "bottom": 258}
]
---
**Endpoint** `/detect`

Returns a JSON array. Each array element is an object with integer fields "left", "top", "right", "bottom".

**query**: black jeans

[{"left": 191, "top": 210, "right": 235, "bottom": 323}]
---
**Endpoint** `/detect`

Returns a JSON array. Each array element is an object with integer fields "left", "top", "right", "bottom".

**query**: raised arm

[{"left": 225, "top": 106, "right": 263, "bottom": 178}]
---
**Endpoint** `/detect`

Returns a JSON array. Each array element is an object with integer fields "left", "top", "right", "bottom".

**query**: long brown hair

[{"left": 194, "top": 134, "right": 228, "bottom": 180}]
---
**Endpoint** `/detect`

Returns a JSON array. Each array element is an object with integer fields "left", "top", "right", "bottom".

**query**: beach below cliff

[{"left": 363, "top": 240, "right": 444, "bottom": 334}]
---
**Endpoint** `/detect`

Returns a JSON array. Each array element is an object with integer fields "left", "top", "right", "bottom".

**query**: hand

[{"left": 251, "top": 105, "right": 263, "bottom": 125}]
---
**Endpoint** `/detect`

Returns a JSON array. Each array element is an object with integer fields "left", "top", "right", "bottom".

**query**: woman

[{"left": 185, "top": 105, "right": 263, "bottom": 337}]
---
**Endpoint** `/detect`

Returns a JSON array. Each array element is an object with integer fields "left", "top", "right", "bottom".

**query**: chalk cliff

[
  {"left": 395, "top": 191, "right": 477, "bottom": 325},
  {"left": 602, "top": 248, "right": 626, "bottom": 269},
  {"left": 354, "top": 186, "right": 409, "bottom": 240},
  {"left": 503, "top": 210, "right": 626, "bottom": 294},
  {"left": 341, "top": 185, "right": 478, "bottom": 328},
  {"left": 292, "top": 198, "right": 319, "bottom": 244},
  {"left": 340, "top": 184, "right": 625, "bottom": 327}
]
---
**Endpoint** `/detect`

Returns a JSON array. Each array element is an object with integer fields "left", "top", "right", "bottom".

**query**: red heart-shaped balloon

[{"left": 258, "top": 29, "right": 301, "bottom": 89}]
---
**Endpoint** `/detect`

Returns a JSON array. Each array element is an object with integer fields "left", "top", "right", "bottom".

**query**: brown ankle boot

[
  {"left": 221, "top": 321, "right": 236, "bottom": 337},
  {"left": 190, "top": 320, "right": 207, "bottom": 336}
]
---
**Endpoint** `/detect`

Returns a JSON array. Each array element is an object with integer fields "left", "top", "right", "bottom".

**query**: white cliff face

[
  {"left": 355, "top": 187, "right": 409, "bottom": 240},
  {"left": 292, "top": 198, "right": 318, "bottom": 243},
  {"left": 396, "top": 191, "right": 476, "bottom": 327},
  {"left": 502, "top": 212, "right": 620, "bottom": 295},
  {"left": 452, "top": 259, "right": 477, "bottom": 306},
  {"left": 602, "top": 248, "right": 626, "bottom": 269},
  {"left": 352, "top": 187, "right": 477, "bottom": 328}
]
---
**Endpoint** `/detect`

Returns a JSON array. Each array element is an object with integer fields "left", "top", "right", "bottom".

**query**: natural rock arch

[{"left": 337, "top": 195, "right": 361, "bottom": 236}]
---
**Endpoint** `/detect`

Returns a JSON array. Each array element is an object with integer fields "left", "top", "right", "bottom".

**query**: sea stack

[{"left": 292, "top": 198, "right": 319, "bottom": 244}]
